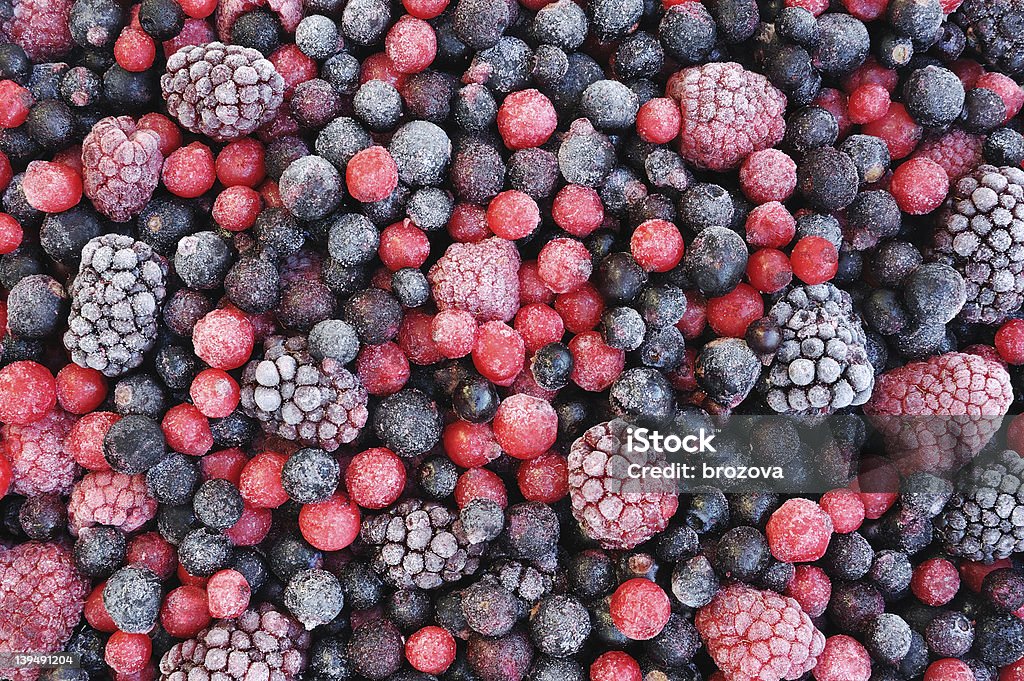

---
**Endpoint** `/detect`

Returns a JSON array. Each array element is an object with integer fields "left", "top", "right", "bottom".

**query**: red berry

[
  {"left": 225, "top": 504, "right": 272, "bottom": 546},
  {"left": 189, "top": 368, "right": 240, "bottom": 418},
  {"left": 192, "top": 308, "right": 254, "bottom": 370},
  {"left": 347, "top": 146, "right": 400, "bottom": 203},
  {"left": 212, "top": 186, "right": 261, "bottom": 232},
  {"left": 85, "top": 584, "right": 118, "bottom": 632},
  {"left": 676, "top": 291, "right": 707, "bottom": 339},
  {"left": 555, "top": 284, "right": 605, "bottom": 334},
  {"left": 848, "top": 83, "right": 890, "bottom": 124},
  {"left": 403, "top": 0, "right": 449, "bottom": 18},
  {"left": 23, "top": 161, "right": 82, "bottom": 213},
  {"left": 215, "top": 138, "right": 266, "bottom": 188},
  {"left": 385, "top": 16, "right": 436, "bottom": 73},
  {"left": 745, "top": 201, "right": 796, "bottom": 248},
  {"left": 201, "top": 448, "right": 248, "bottom": 485},
  {"left": 819, "top": 488, "right": 866, "bottom": 534},
  {"left": 976, "top": 72, "right": 1024, "bottom": 122},
  {"left": 406, "top": 626, "right": 456, "bottom": 674},
  {"left": 379, "top": 219, "right": 430, "bottom": 270},
  {"left": 610, "top": 578, "right": 671, "bottom": 640},
  {"left": 472, "top": 321, "right": 525, "bottom": 386},
  {"left": 791, "top": 236, "right": 839, "bottom": 285},
  {"left": 0, "top": 361, "right": 56, "bottom": 426},
  {"left": 178, "top": 0, "right": 217, "bottom": 17},
  {"left": 299, "top": 493, "right": 361, "bottom": 551},
  {"left": 356, "top": 342, "right": 411, "bottom": 396},
  {"left": 568, "top": 331, "right": 624, "bottom": 392},
  {"left": 911, "top": 558, "right": 960, "bottom": 606},
  {"left": 537, "top": 237, "right": 593, "bottom": 293},
  {"left": 454, "top": 467, "right": 507, "bottom": 508},
  {"left": 996, "top": 319, "right": 1024, "bottom": 365},
  {"left": 0, "top": 151, "right": 12, "bottom": 194},
  {"left": 746, "top": 248, "right": 793, "bottom": 293},
  {"left": 161, "top": 403, "right": 213, "bottom": 457},
  {"left": 0, "top": 453, "right": 11, "bottom": 498},
  {"left": 239, "top": 451, "right": 289, "bottom": 508},
  {"left": 443, "top": 421, "right": 501, "bottom": 468},
  {"left": 707, "top": 283, "right": 764, "bottom": 337},
  {"left": 346, "top": 447, "right": 406, "bottom": 509},
  {"left": 786, "top": 564, "right": 832, "bottom": 617},
  {"left": 487, "top": 190, "right": 540, "bottom": 240},
  {"left": 138, "top": 113, "right": 181, "bottom": 157},
  {"left": 814, "top": 87, "right": 853, "bottom": 138},
  {"left": 448, "top": 202, "right": 491, "bottom": 242},
  {"left": 519, "top": 259, "right": 556, "bottom": 305},
  {"left": 631, "top": 219, "right": 684, "bottom": 272},
  {"left": 591, "top": 652, "right": 642, "bottom": 681},
  {"left": 517, "top": 452, "right": 568, "bottom": 503},
  {"left": 398, "top": 310, "right": 443, "bottom": 366},
  {"left": 552, "top": 184, "right": 604, "bottom": 237},
  {"left": 432, "top": 309, "right": 478, "bottom": 358},
  {"left": 360, "top": 52, "right": 409, "bottom": 89},
  {"left": 740, "top": 149, "right": 797, "bottom": 204},
  {"left": 162, "top": 142, "right": 216, "bottom": 198},
  {"left": 636, "top": 97, "right": 681, "bottom": 144},
  {"left": 0, "top": 80, "right": 33, "bottom": 128},
  {"left": 842, "top": 57, "right": 899, "bottom": 94},
  {"left": 766, "top": 498, "right": 834, "bottom": 563},
  {"left": 492, "top": 394, "right": 558, "bottom": 460},
  {"left": 269, "top": 44, "right": 318, "bottom": 97},
  {"left": 925, "top": 659, "right": 974, "bottom": 681},
  {"left": 206, "top": 569, "right": 251, "bottom": 619},
  {"left": 56, "top": 364, "right": 107, "bottom": 414},
  {"left": 67, "top": 411, "right": 119, "bottom": 471},
  {"left": 890, "top": 157, "right": 949, "bottom": 215},
  {"left": 160, "top": 586, "right": 211, "bottom": 639},
  {"left": 862, "top": 103, "right": 923, "bottom": 160},
  {"left": 1001, "top": 659, "right": 1024, "bottom": 681},
  {"left": 105, "top": 632, "right": 151, "bottom": 674},
  {"left": 497, "top": 88, "right": 557, "bottom": 150},
  {"left": 814, "top": 635, "right": 871, "bottom": 681},
  {"left": 114, "top": 28, "right": 156, "bottom": 72},
  {"left": 513, "top": 303, "right": 564, "bottom": 354},
  {"left": 126, "top": 532, "right": 177, "bottom": 580},
  {"left": 841, "top": 0, "right": 889, "bottom": 21}
]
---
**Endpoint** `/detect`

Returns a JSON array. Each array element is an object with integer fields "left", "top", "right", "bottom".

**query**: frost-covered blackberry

[{"left": 63, "top": 234, "right": 168, "bottom": 377}]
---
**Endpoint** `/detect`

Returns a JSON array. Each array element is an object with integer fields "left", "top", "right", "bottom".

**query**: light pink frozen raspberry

[
  {"left": 67, "top": 470, "right": 157, "bottom": 535},
  {"left": 2, "top": 406, "right": 78, "bottom": 497},
  {"left": 428, "top": 237, "right": 521, "bottom": 322},
  {"left": 82, "top": 117, "right": 164, "bottom": 223}
]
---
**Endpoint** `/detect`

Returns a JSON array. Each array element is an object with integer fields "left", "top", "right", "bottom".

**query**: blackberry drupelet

[{"left": 953, "top": 0, "right": 1024, "bottom": 75}]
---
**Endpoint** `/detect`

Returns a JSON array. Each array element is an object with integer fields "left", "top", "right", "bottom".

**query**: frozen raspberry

[
  {"left": 428, "top": 237, "right": 521, "bottom": 322},
  {"left": 0, "top": 0, "right": 74, "bottom": 62},
  {"left": 568, "top": 419, "right": 678, "bottom": 550},
  {"left": 695, "top": 584, "right": 826, "bottom": 681},
  {"left": 666, "top": 62, "right": 787, "bottom": 171},
  {"left": 82, "top": 117, "right": 164, "bottom": 223},
  {"left": 913, "top": 129, "right": 984, "bottom": 181},
  {"left": 68, "top": 470, "right": 158, "bottom": 535},
  {"left": 2, "top": 406, "right": 78, "bottom": 497},
  {"left": 864, "top": 352, "right": 1013, "bottom": 474},
  {"left": 0, "top": 542, "right": 89, "bottom": 681},
  {"left": 766, "top": 498, "right": 834, "bottom": 563}
]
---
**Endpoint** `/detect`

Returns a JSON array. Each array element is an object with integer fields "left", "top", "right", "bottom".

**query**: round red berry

[
  {"left": 538, "top": 237, "right": 593, "bottom": 293},
  {"left": 0, "top": 454, "right": 11, "bottom": 498},
  {"left": 636, "top": 97, "right": 681, "bottom": 144},
  {"left": 160, "top": 586, "right": 211, "bottom": 639},
  {"left": 487, "top": 190, "right": 540, "bottom": 240},
  {"left": 517, "top": 452, "right": 568, "bottom": 503},
  {"left": 912, "top": 558, "right": 960, "bottom": 606},
  {"left": 555, "top": 284, "right": 605, "bottom": 334},
  {"left": 890, "top": 157, "right": 949, "bottom": 215},
  {"left": 23, "top": 161, "right": 82, "bottom": 213},
  {"left": 379, "top": 219, "right": 430, "bottom": 270},
  {"left": 162, "top": 142, "right": 216, "bottom": 198},
  {"left": 925, "top": 659, "right": 974, "bottom": 681},
  {"left": 406, "top": 626, "right": 456, "bottom": 674},
  {"left": 178, "top": 0, "right": 216, "bottom": 17},
  {"left": 746, "top": 248, "right": 793, "bottom": 293},
  {"left": 0, "top": 152, "right": 12, "bottom": 195},
  {"left": 448, "top": 202, "right": 491, "bottom": 242},
  {"left": 212, "top": 186, "right": 262, "bottom": 232},
  {"left": 189, "top": 368, "right": 240, "bottom": 418},
  {"left": 473, "top": 321, "right": 525, "bottom": 386},
  {"left": 492, "top": 394, "right": 558, "bottom": 460},
  {"left": 443, "top": 421, "right": 501, "bottom": 468},
  {"left": 347, "top": 146, "right": 400, "bottom": 203},
  {"left": 631, "top": 219, "right": 684, "bottom": 273},
  {"left": 814, "top": 635, "right": 871, "bottom": 681},
  {"left": 67, "top": 412, "right": 119, "bottom": 471},
  {"left": 270, "top": 44, "right": 318, "bottom": 96},
  {"left": 161, "top": 403, "right": 213, "bottom": 457},
  {"left": 976, "top": 72, "right": 1024, "bottom": 122},
  {"left": 766, "top": 498, "right": 834, "bottom": 563},
  {"left": 127, "top": 532, "right": 177, "bottom": 580},
  {"left": 431, "top": 309, "right": 478, "bottom": 358},
  {"left": 239, "top": 451, "right": 290, "bottom": 508},
  {"left": 997, "top": 319, "right": 1024, "bottom": 364},
  {"left": 591, "top": 651, "right": 642, "bottom": 681},
  {"left": 519, "top": 260, "right": 555, "bottom": 305},
  {"left": 552, "top": 184, "right": 604, "bottom": 237},
  {"left": 676, "top": 291, "right": 707, "bottom": 339},
  {"left": 847, "top": 83, "right": 890, "bottom": 124},
  {"left": 56, "top": 364, "right": 107, "bottom": 414},
  {"left": 138, "top": 113, "right": 182, "bottom": 156},
  {"left": 0, "top": 361, "right": 56, "bottom": 426},
  {"left": 746, "top": 201, "right": 796, "bottom": 248},
  {"left": 568, "top": 331, "right": 624, "bottom": 392},
  {"left": 192, "top": 308, "right": 254, "bottom": 370},
  {"left": 206, "top": 569, "right": 251, "bottom": 619},
  {"left": 707, "top": 283, "right": 764, "bottom": 337},
  {"left": 785, "top": 564, "right": 832, "bottom": 617},
  {"left": 0, "top": 80, "right": 32, "bottom": 128},
  {"left": 740, "top": 149, "right": 797, "bottom": 204},
  {"left": 201, "top": 448, "right": 249, "bottom": 486},
  {"left": 114, "top": 28, "right": 156, "bottom": 72},
  {"left": 356, "top": 342, "right": 411, "bottom": 396},
  {"left": 0, "top": 213, "right": 23, "bottom": 254},
  {"left": 299, "top": 493, "right": 361, "bottom": 551},
  {"left": 513, "top": 303, "right": 564, "bottom": 354},
  {"left": 610, "top": 578, "right": 671, "bottom": 640},
  {"left": 862, "top": 103, "right": 923, "bottom": 160},
  {"left": 497, "top": 89, "right": 558, "bottom": 150},
  {"left": 454, "top": 467, "right": 507, "bottom": 508},
  {"left": 403, "top": 0, "right": 449, "bottom": 18},
  {"left": 105, "top": 632, "right": 151, "bottom": 674},
  {"left": 385, "top": 16, "right": 436, "bottom": 74},
  {"left": 791, "top": 236, "right": 839, "bottom": 285},
  {"left": 215, "top": 138, "right": 266, "bottom": 187},
  {"left": 819, "top": 488, "right": 866, "bottom": 534},
  {"left": 346, "top": 447, "right": 406, "bottom": 509}
]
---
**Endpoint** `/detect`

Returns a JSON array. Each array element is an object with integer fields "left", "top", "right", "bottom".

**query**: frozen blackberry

[
  {"left": 529, "top": 595, "right": 591, "bottom": 657},
  {"left": 984, "top": 128, "right": 1024, "bottom": 167},
  {"left": 930, "top": 164, "right": 1024, "bottom": 324},
  {"left": 360, "top": 498, "right": 489, "bottom": 589},
  {"left": 578, "top": 80, "right": 639, "bottom": 130},
  {"left": 240, "top": 334, "right": 368, "bottom": 451},
  {"left": 281, "top": 447, "right": 340, "bottom": 504},
  {"left": 103, "top": 565, "right": 161, "bottom": 634},
  {"left": 113, "top": 372, "right": 167, "bottom": 418},
  {"left": 935, "top": 449, "right": 1024, "bottom": 561},
  {"left": 389, "top": 120, "right": 452, "bottom": 187},
  {"left": 192, "top": 478, "right": 244, "bottom": 530},
  {"left": 161, "top": 42, "right": 284, "bottom": 141},
  {"left": 64, "top": 234, "right": 168, "bottom": 377},
  {"left": 684, "top": 226, "right": 748, "bottom": 297},
  {"left": 952, "top": 0, "right": 1024, "bottom": 74},
  {"left": 174, "top": 232, "right": 233, "bottom": 290},
  {"left": 373, "top": 389, "right": 442, "bottom": 457},
  {"left": 280, "top": 155, "right": 343, "bottom": 222},
  {"left": 609, "top": 367, "right": 675, "bottom": 420},
  {"left": 284, "top": 568, "right": 345, "bottom": 630},
  {"left": 343, "top": 287, "right": 401, "bottom": 344},
  {"left": 73, "top": 525, "right": 125, "bottom": 577},
  {"left": 757, "top": 284, "right": 875, "bottom": 415},
  {"left": 146, "top": 452, "right": 199, "bottom": 505},
  {"left": 104, "top": 414, "right": 167, "bottom": 474},
  {"left": 6, "top": 274, "right": 66, "bottom": 339}
]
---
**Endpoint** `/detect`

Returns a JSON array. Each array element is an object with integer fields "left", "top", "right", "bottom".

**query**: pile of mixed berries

[{"left": 5, "top": 0, "right": 1024, "bottom": 678}]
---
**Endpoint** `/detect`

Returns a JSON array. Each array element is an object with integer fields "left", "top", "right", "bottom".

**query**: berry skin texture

[
  {"left": 56, "top": 364, "right": 108, "bottom": 415},
  {"left": 162, "top": 142, "right": 217, "bottom": 199},
  {"left": 631, "top": 219, "right": 684, "bottom": 272},
  {"left": 591, "top": 651, "right": 643, "bottom": 681},
  {"left": 667, "top": 62, "right": 788, "bottom": 171},
  {"left": 0, "top": 361, "right": 57, "bottom": 426},
  {"left": 847, "top": 83, "right": 890, "bottom": 124},
  {"left": 298, "top": 493, "right": 361, "bottom": 551},
  {"left": 212, "top": 186, "right": 262, "bottom": 231},
  {"left": 22, "top": 161, "right": 82, "bottom": 213},
  {"left": 406, "top": 626, "right": 456, "bottom": 674},
  {"left": 819, "top": 488, "right": 865, "bottom": 533},
  {"left": 791, "top": 236, "right": 838, "bottom": 285},
  {"left": 610, "top": 578, "right": 672, "bottom": 640},
  {"left": 429, "top": 237, "right": 521, "bottom": 322},
  {"left": 636, "top": 97, "right": 682, "bottom": 144},
  {"left": 813, "top": 635, "right": 871, "bottom": 681},
  {"left": 747, "top": 248, "right": 793, "bottom": 293},
  {"left": 0, "top": 80, "right": 33, "bottom": 128},
  {"left": 0, "top": 213, "right": 23, "bottom": 254},
  {"left": 498, "top": 89, "right": 558, "bottom": 150},
  {"left": 538, "top": 237, "right": 593, "bottom": 293},
  {"left": 786, "top": 564, "right": 832, "bottom": 617},
  {"left": 385, "top": 16, "right": 436, "bottom": 74},
  {"left": 766, "top": 498, "right": 834, "bottom": 563},
  {"left": 552, "top": 184, "right": 604, "bottom": 237},
  {"left": 346, "top": 146, "right": 399, "bottom": 203},
  {"left": 568, "top": 331, "right": 623, "bottom": 391},
  {"left": 192, "top": 308, "right": 255, "bottom": 370},
  {"left": 862, "top": 103, "right": 923, "bottom": 160},
  {"left": 911, "top": 558, "right": 960, "bottom": 606},
  {"left": 925, "top": 659, "right": 975, "bottom": 681},
  {"left": 345, "top": 447, "right": 406, "bottom": 509},
  {"left": 161, "top": 586, "right": 211, "bottom": 639},
  {"left": 492, "top": 394, "right": 558, "bottom": 460},
  {"left": 487, "top": 190, "right": 541, "bottom": 240},
  {"left": 517, "top": 452, "right": 568, "bottom": 503},
  {"left": 0, "top": 542, "right": 89, "bottom": 681},
  {"left": 473, "top": 321, "right": 526, "bottom": 386},
  {"left": 995, "top": 319, "right": 1024, "bottom": 364},
  {"left": 696, "top": 584, "right": 826, "bottom": 681},
  {"left": 890, "top": 157, "right": 949, "bottom": 215},
  {"left": 913, "top": 129, "right": 983, "bottom": 181},
  {"left": 707, "top": 283, "right": 764, "bottom": 337},
  {"left": 2, "top": 406, "right": 78, "bottom": 497},
  {"left": 746, "top": 202, "right": 796, "bottom": 248},
  {"left": 206, "top": 569, "right": 251, "bottom": 619},
  {"left": 740, "top": 149, "right": 798, "bottom": 204}
]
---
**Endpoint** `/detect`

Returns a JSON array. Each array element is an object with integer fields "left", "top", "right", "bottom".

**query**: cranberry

[
  {"left": 67, "top": 412, "right": 120, "bottom": 471},
  {"left": 177, "top": 0, "right": 217, "bottom": 17},
  {"left": 114, "top": 28, "right": 156, "bottom": 72},
  {"left": 591, "top": 651, "right": 643, "bottom": 681},
  {"left": 403, "top": 0, "right": 449, "bottom": 18},
  {"left": 201, "top": 448, "right": 249, "bottom": 485},
  {"left": 766, "top": 498, "right": 834, "bottom": 563},
  {"left": 448, "top": 202, "right": 491, "bottom": 242},
  {"left": 215, "top": 138, "right": 266, "bottom": 188},
  {"left": 432, "top": 309, "right": 478, "bottom": 358},
  {"left": 676, "top": 291, "right": 707, "bottom": 339},
  {"left": 298, "top": 493, "right": 361, "bottom": 551},
  {"left": 745, "top": 202, "right": 796, "bottom": 248},
  {"left": 493, "top": 394, "right": 558, "bottom": 460},
  {"left": 0, "top": 213, "right": 22, "bottom": 254},
  {"left": 0, "top": 454, "right": 11, "bottom": 498},
  {"left": 0, "top": 80, "right": 33, "bottom": 128},
  {"left": 861, "top": 103, "right": 923, "bottom": 159},
  {"left": 23, "top": 161, "right": 83, "bottom": 213},
  {"left": 740, "top": 149, "right": 798, "bottom": 204},
  {"left": 517, "top": 452, "right": 568, "bottom": 503},
  {"left": 398, "top": 311, "right": 444, "bottom": 366},
  {"left": 56, "top": 364, "right": 107, "bottom": 414},
  {"left": 813, "top": 635, "right": 871, "bottom": 681},
  {"left": 160, "top": 586, "right": 211, "bottom": 639},
  {"left": 519, "top": 260, "right": 557, "bottom": 305},
  {"left": 924, "top": 659, "right": 974, "bottom": 681},
  {"left": 976, "top": 72, "right": 1024, "bottom": 122},
  {"left": 848, "top": 83, "right": 890, "bottom": 124},
  {"left": 85, "top": 584, "right": 118, "bottom": 632},
  {"left": 356, "top": 342, "right": 411, "bottom": 395},
  {"left": 206, "top": 569, "right": 251, "bottom": 619},
  {"left": 161, "top": 403, "right": 213, "bottom": 457},
  {"left": 454, "top": 467, "right": 507, "bottom": 508},
  {"left": 0, "top": 361, "right": 56, "bottom": 426},
  {"left": 269, "top": 44, "right": 318, "bottom": 97},
  {"left": 819, "top": 488, "right": 866, "bottom": 533},
  {"left": 138, "top": 113, "right": 182, "bottom": 156},
  {"left": 538, "top": 237, "right": 593, "bottom": 293},
  {"left": 555, "top": 284, "right": 605, "bottom": 334},
  {"left": 786, "top": 564, "right": 832, "bottom": 617},
  {"left": 126, "top": 532, "right": 177, "bottom": 580},
  {"left": 552, "top": 185, "right": 604, "bottom": 237},
  {"left": 610, "top": 578, "right": 671, "bottom": 640},
  {"left": 636, "top": 97, "right": 681, "bottom": 144},
  {"left": 890, "top": 157, "right": 949, "bottom": 215},
  {"left": 345, "top": 447, "right": 406, "bottom": 509},
  {"left": 225, "top": 504, "right": 273, "bottom": 546}
]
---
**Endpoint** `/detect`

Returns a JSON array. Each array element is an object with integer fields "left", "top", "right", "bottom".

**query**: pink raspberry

[
  {"left": 428, "top": 237, "right": 521, "bottom": 322},
  {"left": 666, "top": 62, "right": 787, "bottom": 171},
  {"left": 2, "top": 406, "right": 78, "bottom": 497},
  {"left": 0, "top": 0, "right": 74, "bottom": 62},
  {"left": 0, "top": 542, "right": 89, "bottom": 681},
  {"left": 766, "top": 498, "right": 834, "bottom": 563},
  {"left": 67, "top": 470, "right": 157, "bottom": 535},
  {"left": 567, "top": 419, "right": 678, "bottom": 550},
  {"left": 695, "top": 584, "right": 825, "bottom": 681},
  {"left": 813, "top": 635, "right": 872, "bottom": 681},
  {"left": 913, "top": 129, "right": 984, "bottom": 182},
  {"left": 82, "top": 117, "right": 164, "bottom": 223},
  {"left": 864, "top": 352, "right": 1013, "bottom": 474}
]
